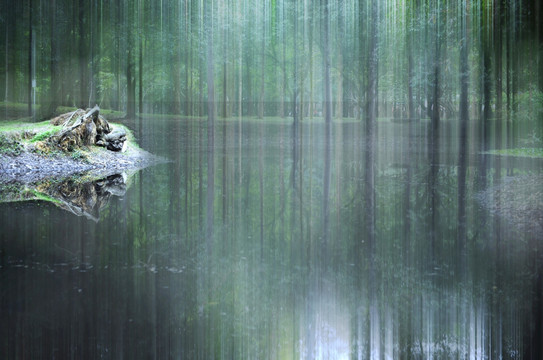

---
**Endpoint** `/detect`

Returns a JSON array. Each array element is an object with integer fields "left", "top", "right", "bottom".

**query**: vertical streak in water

[
  {"left": 457, "top": 0, "right": 469, "bottom": 276},
  {"left": 206, "top": 0, "right": 215, "bottom": 244},
  {"left": 366, "top": 0, "right": 379, "bottom": 357},
  {"left": 322, "top": 0, "right": 331, "bottom": 270},
  {"left": 259, "top": 122, "right": 264, "bottom": 260},
  {"left": 238, "top": 0, "right": 243, "bottom": 187}
]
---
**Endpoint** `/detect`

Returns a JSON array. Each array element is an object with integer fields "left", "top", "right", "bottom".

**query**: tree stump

[{"left": 55, "top": 106, "right": 126, "bottom": 152}]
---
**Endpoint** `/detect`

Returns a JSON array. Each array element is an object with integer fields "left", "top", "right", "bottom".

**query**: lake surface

[{"left": 1, "top": 117, "right": 542, "bottom": 359}]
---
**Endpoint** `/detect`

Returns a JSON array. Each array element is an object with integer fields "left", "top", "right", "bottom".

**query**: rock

[{"left": 100, "top": 128, "right": 127, "bottom": 152}]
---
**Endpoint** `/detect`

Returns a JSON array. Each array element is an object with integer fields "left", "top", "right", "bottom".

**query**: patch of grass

[
  {"left": 0, "top": 119, "right": 55, "bottom": 133},
  {"left": 487, "top": 148, "right": 543, "bottom": 158},
  {"left": 70, "top": 149, "right": 89, "bottom": 162}
]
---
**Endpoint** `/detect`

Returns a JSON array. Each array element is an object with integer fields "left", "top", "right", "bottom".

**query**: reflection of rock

[{"left": 39, "top": 173, "right": 128, "bottom": 221}]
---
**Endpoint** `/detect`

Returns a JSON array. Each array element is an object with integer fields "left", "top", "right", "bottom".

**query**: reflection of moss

[
  {"left": 0, "top": 183, "right": 22, "bottom": 200},
  {"left": 31, "top": 189, "right": 62, "bottom": 204},
  {"left": 487, "top": 148, "right": 543, "bottom": 158}
]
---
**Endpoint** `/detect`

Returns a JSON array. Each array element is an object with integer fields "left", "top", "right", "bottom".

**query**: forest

[
  {"left": 2, "top": 0, "right": 543, "bottom": 359},
  {"left": 1, "top": 0, "right": 542, "bottom": 142}
]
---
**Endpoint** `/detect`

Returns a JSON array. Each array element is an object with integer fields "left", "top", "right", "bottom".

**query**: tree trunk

[
  {"left": 494, "top": 0, "right": 503, "bottom": 151},
  {"left": 78, "top": 0, "right": 89, "bottom": 109},
  {"left": 259, "top": 2, "right": 266, "bottom": 119},
  {"left": 45, "top": 0, "right": 59, "bottom": 118},
  {"left": 27, "top": 0, "right": 33, "bottom": 117},
  {"left": 138, "top": 0, "right": 143, "bottom": 116},
  {"left": 336, "top": 0, "right": 344, "bottom": 119},
  {"left": 125, "top": 1, "right": 136, "bottom": 119}
]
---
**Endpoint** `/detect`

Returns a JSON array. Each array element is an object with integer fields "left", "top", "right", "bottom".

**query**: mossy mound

[{"left": 0, "top": 109, "right": 164, "bottom": 184}]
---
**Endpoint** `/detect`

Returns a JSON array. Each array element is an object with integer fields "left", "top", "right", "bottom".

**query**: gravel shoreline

[{"left": 0, "top": 144, "right": 165, "bottom": 184}]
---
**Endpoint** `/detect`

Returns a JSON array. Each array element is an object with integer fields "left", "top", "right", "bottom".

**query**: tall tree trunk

[
  {"left": 4, "top": 15, "right": 8, "bottom": 103},
  {"left": 172, "top": 0, "right": 182, "bottom": 115},
  {"left": 259, "top": 2, "right": 266, "bottom": 119},
  {"left": 126, "top": 1, "right": 136, "bottom": 118},
  {"left": 115, "top": 0, "right": 121, "bottom": 111},
  {"left": 78, "top": 0, "right": 89, "bottom": 108},
  {"left": 139, "top": 39, "right": 143, "bottom": 114},
  {"left": 138, "top": 0, "right": 143, "bottom": 115},
  {"left": 336, "top": 0, "right": 344, "bottom": 119},
  {"left": 494, "top": 0, "right": 503, "bottom": 152},
  {"left": 4, "top": 4, "right": 9, "bottom": 103},
  {"left": 223, "top": 11, "right": 228, "bottom": 118},
  {"left": 45, "top": 0, "right": 59, "bottom": 118},
  {"left": 27, "top": 0, "right": 33, "bottom": 117},
  {"left": 308, "top": 0, "right": 313, "bottom": 119},
  {"left": 537, "top": 0, "right": 543, "bottom": 93},
  {"left": 406, "top": 3, "right": 415, "bottom": 120}
]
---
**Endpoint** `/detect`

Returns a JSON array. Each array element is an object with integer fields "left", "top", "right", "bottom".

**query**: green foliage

[
  {"left": 71, "top": 149, "right": 87, "bottom": 161},
  {"left": 515, "top": 87, "right": 543, "bottom": 136}
]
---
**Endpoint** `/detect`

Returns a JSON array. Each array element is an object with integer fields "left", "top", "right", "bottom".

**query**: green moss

[
  {"left": 31, "top": 127, "right": 61, "bottom": 142},
  {"left": 487, "top": 148, "right": 543, "bottom": 158}
]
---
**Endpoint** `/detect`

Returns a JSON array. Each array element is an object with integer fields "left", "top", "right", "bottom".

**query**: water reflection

[
  {"left": 52, "top": 174, "right": 128, "bottom": 221},
  {"left": 0, "top": 173, "right": 128, "bottom": 221},
  {"left": 0, "top": 118, "right": 541, "bottom": 358}
]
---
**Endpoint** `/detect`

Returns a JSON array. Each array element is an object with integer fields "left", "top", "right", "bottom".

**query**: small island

[
  {"left": 0, "top": 106, "right": 164, "bottom": 219},
  {"left": 0, "top": 106, "right": 162, "bottom": 184}
]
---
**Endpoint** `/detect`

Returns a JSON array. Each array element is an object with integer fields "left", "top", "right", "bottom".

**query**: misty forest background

[{"left": 1, "top": 0, "right": 542, "bottom": 148}]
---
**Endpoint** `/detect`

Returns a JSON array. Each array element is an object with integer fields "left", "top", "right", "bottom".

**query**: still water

[{"left": 1, "top": 117, "right": 541, "bottom": 359}]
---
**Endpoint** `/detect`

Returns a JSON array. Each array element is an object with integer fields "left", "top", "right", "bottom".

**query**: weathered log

[
  {"left": 66, "top": 105, "right": 100, "bottom": 131},
  {"left": 55, "top": 105, "right": 116, "bottom": 151}
]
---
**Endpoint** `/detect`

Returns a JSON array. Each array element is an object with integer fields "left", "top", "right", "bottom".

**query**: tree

[{"left": 125, "top": 0, "right": 136, "bottom": 118}]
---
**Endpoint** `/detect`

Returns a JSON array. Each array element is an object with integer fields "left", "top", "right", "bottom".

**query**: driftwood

[{"left": 54, "top": 106, "right": 126, "bottom": 152}]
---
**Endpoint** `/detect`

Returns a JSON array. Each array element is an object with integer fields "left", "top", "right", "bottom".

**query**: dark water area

[{"left": 1, "top": 117, "right": 542, "bottom": 359}]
